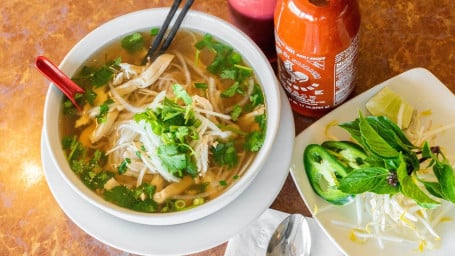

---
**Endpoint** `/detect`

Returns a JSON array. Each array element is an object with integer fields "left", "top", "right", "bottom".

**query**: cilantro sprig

[
  {"left": 211, "top": 141, "right": 238, "bottom": 168},
  {"left": 194, "top": 34, "right": 253, "bottom": 97},
  {"left": 104, "top": 183, "right": 158, "bottom": 213},
  {"left": 97, "top": 99, "right": 114, "bottom": 123},
  {"left": 64, "top": 58, "right": 121, "bottom": 115},
  {"left": 194, "top": 34, "right": 267, "bottom": 154},
  {"left": 62, "top": 135, "right": 161, "bottom": 213},
  {"left": 244, "top": 114, "right": 266, "bottom": 152},
  {"left": 134, "top": 84, "right": 199, "bottom": 178},
  {"left": 62, "top": 136, "right": 111, "bottom": 190},
  {"left": 77, "top": 57, "right": 121, "bottom": 88},
  {"left": 121, "top": 32, "right": 144, "bottom": 53}
]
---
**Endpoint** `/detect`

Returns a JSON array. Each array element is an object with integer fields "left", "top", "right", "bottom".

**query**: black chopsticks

[{"left": 143, "top": 0, "right": 195, "bottom": 64}]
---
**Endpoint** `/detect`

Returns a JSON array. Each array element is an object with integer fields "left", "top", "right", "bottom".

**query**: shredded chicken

[
  {"left": 90, "top": 110, "right": 119, "bottom": 143},
  {"left": 114, "top": 54, "right": 175, "bottom": 95}
]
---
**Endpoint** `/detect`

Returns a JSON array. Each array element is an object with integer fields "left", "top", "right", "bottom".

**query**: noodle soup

[{"left": 60, "top": 29, "right": 267, "bottom": 214}]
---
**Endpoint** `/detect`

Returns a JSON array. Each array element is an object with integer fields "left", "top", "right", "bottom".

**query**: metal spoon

[
  {"left": 35, "top": 55, "right": 85, "bottom": 111},
  {"left": 266, "top": 214, "right": 312, "bottom": 256}
]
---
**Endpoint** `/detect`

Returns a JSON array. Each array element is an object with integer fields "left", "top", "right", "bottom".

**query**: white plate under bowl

[
  {"left": 290, "top": 67, "right": 455, "bottom": 256},
  {"left": 42, "top": 8, "right": 281, "bottom": 226},
  {"left": 41, "top": 88, "right": 294, "bottom": 256}
]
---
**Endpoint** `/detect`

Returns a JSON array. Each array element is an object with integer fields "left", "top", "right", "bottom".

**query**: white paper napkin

[{"left": 224, "top": 208, "right": 344, "bottom": 256}]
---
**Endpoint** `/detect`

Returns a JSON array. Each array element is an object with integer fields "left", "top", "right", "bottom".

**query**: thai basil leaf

[
  {"left": 358, "top": 112, "right": 399, "bottom": 159},
  {"left": 421, "top": 180, "right": 444, "bottom": 199},
  {"left": 433, "top": 162, "right": 455, "bottom": 203},
  {"left": 420, "top": 141, "right": 455, "bottom": 203},
  {"left": 370, "top": 177, "right": 400, "bottom": 194},
  {"left": 339, "top": 167, "right": 397, "bottom": 194},
  {"left": 397, "top": 154, "right": 439, "bottom": 209},
  {"left": 366, "top": 116, "right": 415, "bottom": 151},
  {"left": 339, "top": 119, "right": 362, "bottom": 143},
  {"left": 172, "top": 84, "right": 192, "bottom": 105}
]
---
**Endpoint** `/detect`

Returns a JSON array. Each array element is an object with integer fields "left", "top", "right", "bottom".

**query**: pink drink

[{"left": 228, "top": 0, "right": 277, "bottom": 62}]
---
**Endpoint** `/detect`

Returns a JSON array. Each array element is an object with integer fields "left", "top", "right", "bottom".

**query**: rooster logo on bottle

[
  {"left": 283, "top": 60, "right": 308, "bottom": 83},
  {"left": 279, "top": 60, "right": 323, "bottom": 95}
]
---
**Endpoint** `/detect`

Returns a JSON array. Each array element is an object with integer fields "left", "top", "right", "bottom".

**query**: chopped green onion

[
  {"left": 97, "top": 99, "right": 114, "bottom": 123},
  {"left": 194, "top": 82, "right": 208, "bottom": 89},
  {"left": 231, "top": 104, "right": 242, "bottom": 121},
  {"left": 118, "top": 158, "right": 131, "bottom": 174},
  {"left": 150, "top": 27, "right": 160, "bottom": 36},
  {"left": 193, "top": 197, "right": 205, "bottom": 206},
  {"left": 121, "top": 32, "right": 144, "bottom": 53},
  {"left": 174, "top": 199, "right": 186, "bottom": 210}
]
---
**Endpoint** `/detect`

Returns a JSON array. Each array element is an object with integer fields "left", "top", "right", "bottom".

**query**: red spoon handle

[{"left": 35, "top": 56, "right": 85, "bottom": 110}]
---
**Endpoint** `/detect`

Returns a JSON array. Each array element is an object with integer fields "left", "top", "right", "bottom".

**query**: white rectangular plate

[{"left": 290, "top": 67, "right": 455, "bottom": 256}]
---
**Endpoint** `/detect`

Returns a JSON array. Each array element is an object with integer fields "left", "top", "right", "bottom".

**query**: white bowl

[{"left": 43, "top": 8, "right": 281, "bottom": 225}]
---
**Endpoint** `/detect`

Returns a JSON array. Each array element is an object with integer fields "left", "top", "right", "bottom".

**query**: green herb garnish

[
  {"left": 195, "top": 34, "right": 253, "bottom": 97},
  {"left": 244, "top": 114, "right": 266, "bottom": 152},
  {"left": 150, "top": 27, "right": 160, "bottom": 36},
  {"left": 194, "top": 82, "right": 208, "bottom": 89},
  {"left": 62, "top": 136, "right": 110, "bottom": 190},
  {"left": 118, "top": 158, "right": 131, "bottom": 174},
  {"left": 104, "top": 183, "right": 158, "bottom": 213},
  {"left": 121, "top": 32, "right": 144, "bottom": 53},
  {"left": 96, "top": 99, "right": 114, "bottom": 123},
  {"left": 70, "top": 57, "right": 121, "bottom": 111},
  {"left": 211, "top": 141, "right": 238, "bottom": 168},
  {"left": 306, "top": 112, "right": 455, "bottom": 209},
  {"left": 231, "top": 104, "right": 242, "bottom": 121},
  {"left": 134, "top": 85, "right": 199, "bottom": 178}
]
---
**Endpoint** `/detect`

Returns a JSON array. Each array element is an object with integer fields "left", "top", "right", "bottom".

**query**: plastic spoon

[
  {"left": 35, "top": 55, "right": 85, "bottom": 111},
  {"left": 266, "top": 213, "right": 312, "bottom": 256}
]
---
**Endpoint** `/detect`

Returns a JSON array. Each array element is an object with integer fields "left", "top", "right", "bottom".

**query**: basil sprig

[{"left": 336, "top": 112, "right": 455, "bottom": 209}]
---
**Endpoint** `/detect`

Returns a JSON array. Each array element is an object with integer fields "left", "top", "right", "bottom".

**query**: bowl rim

[{"left": 43, "top": 8, "right": 281, "bottom": 225}]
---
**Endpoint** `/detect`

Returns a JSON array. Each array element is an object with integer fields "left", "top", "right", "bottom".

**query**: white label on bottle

[
  {"left": 334, "top": 34, "right": 359, "bottom": 105},
  {"left": 276, "top": 33, "right": 359, "bottom": 110},
  {"left": 275, "top": 40, "right": 325, "bottom": 109}
]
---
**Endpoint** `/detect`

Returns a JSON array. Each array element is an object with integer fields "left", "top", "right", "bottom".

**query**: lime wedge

[{"left": 365, "top": 87, "right": 415, "bottom": 128}]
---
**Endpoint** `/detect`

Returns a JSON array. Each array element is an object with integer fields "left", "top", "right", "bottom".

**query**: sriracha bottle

[{"left": 274, "top": 0, "right": 360, "bottom": 117}]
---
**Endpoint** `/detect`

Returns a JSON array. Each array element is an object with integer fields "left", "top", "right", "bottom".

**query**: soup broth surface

[{"left": 60, "top": 29, "right": 267, "bottom": 213}]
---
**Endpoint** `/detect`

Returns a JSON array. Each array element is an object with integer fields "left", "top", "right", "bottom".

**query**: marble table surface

[{"left": 1, "top": 0, "right": 454, "bottom": 255}]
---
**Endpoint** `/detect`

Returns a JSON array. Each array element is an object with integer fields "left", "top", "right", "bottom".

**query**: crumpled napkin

[{"left": 225, "top": 208, "right": 344, "bottom": 256}]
